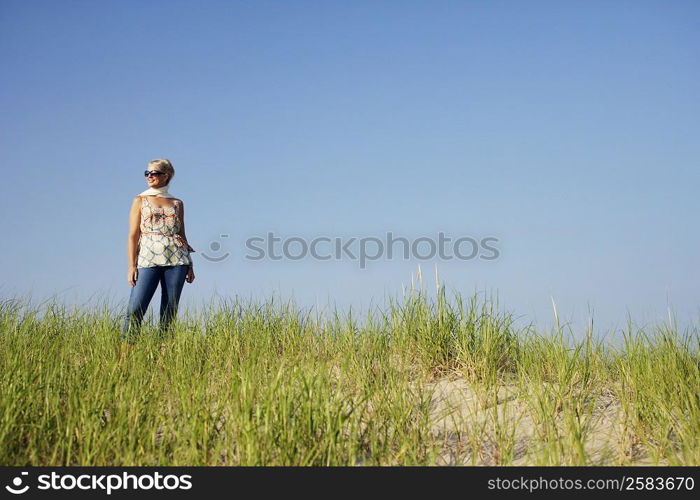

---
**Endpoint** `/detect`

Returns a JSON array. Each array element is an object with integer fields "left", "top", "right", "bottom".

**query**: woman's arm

[
  {"left": 178, "top": 200, "right": 195, "bottom": 283},
  {"left": 178, "top": 201, "right": 195, "bottom": 258},
  {"left": 178, "top": 200, "right": 189, "bottom": 243},
  {"left": 127, "top": 196, "right": 142, "bottom": 285}
]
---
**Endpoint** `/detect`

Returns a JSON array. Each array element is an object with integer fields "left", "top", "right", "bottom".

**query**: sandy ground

[{"left": 425, "top": 377, "right": 660, "bottom": 465}]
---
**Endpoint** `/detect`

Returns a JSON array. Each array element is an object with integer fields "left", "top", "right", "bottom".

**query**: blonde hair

[{"left": 148, "top": 158, "right": 175, "bottom": 184}]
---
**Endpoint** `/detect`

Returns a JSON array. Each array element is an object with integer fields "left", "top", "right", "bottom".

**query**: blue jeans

[{"left": 121, "top": 265, "right": 189, "bottom": 341}]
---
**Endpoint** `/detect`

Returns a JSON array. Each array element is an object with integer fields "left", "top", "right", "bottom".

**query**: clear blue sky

[{"left": 1, "top": 0, "right": 698, "bottom": 336}]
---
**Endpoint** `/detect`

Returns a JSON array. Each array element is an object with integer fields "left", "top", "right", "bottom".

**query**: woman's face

[{"left": 145, "top": 167, "right": 169, "bottom": 188}]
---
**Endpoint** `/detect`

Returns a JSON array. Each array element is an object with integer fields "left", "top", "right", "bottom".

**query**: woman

[{"left": 122, "top": 159, "right": 195, "bottom": 341}]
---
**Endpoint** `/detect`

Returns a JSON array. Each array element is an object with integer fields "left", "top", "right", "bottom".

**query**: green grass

[{"left": 0, "top": 283, "right": 697, "bottom": 466}]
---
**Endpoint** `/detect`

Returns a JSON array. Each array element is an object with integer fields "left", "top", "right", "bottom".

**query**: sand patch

[{"left": 425, "top": 377, "right": 668, "bottom": 465}]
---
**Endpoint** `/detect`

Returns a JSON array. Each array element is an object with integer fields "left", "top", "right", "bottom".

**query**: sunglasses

[{"left": 144, "top": 170, "right": 166, "bottom": 177}]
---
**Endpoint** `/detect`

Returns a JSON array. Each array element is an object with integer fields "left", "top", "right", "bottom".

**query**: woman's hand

[
  {"left": 186, "top": 266, "right": 195, "bottom": 284},
  {"left": 128, "top": 266, "right": 138, "bottom": 287}
]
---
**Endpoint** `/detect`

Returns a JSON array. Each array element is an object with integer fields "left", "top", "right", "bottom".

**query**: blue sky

[{"left": 1, "top": 0, "right": 698, "bottom": 336}]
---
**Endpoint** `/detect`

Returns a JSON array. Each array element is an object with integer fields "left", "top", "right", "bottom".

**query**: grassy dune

[{"left": 0, "top": 285, "right": 697, "bottom": 466}]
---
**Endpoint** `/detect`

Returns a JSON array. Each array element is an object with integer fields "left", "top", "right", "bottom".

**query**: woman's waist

[
  {"left": 140, "top": 231, "right": 195, "bottom": 252},
  {"left": 140, "top": 228, "right": 180, "bottom": 236}
]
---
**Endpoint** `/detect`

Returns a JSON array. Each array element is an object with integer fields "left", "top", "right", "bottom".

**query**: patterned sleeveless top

[{"left": 137, "top": 196, "right": 194, "bottom": 268}]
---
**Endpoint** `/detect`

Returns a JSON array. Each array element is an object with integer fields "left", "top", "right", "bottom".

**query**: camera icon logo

[
  {"left": 5, "top": 472, "right": 29, "bottom": 494},
  {"left": 201, "top": 234, "right": 230, "bottom": 262}
]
